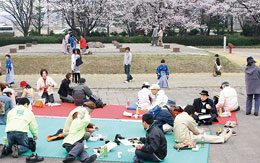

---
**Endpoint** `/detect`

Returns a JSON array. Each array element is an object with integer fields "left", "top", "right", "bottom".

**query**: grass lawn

[{"left": 0, "top": 54, "right": 242, "bottom": 75}]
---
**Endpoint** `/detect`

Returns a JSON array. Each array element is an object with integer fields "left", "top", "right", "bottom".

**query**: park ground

[{"left": 0, "top": 43, "right": 260, "bottom": 163}]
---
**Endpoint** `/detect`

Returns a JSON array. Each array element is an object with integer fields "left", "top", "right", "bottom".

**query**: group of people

[
  {"left": 62, "top": 32, "right": 88, "bottom": 55},
  {"left": 151, "top": 26, "right": 164, "bottom": 47}
]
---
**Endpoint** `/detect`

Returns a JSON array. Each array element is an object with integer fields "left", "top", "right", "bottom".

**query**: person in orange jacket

[{"left": 80, "top": 35, "right": 87, "bottom": 55}]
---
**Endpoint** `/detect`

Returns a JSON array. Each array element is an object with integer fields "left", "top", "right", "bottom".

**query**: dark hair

[
  {"left": 65, "top": 73, "right": 72, "bottom": 80},
  {"left": 184, "top": 105, "right": 195, "bottom": 115},
  {"left": 19, "top": 97, "right": 30, "bottom": 105},
  {"left": 142, "top": 114, "right": 154, "bottom": 125},
  {"left": 0, "top": 82, "right": 8, "bottom": 92},
  {"left": 5, "top": 54, "right": 10, "bottom": 58},
  {"left": 73, "top": 48, "right": 81, "bottom": 57},
  {"left": 81, "top": 34, "right": 85, "bottom": 37},
  {"left": 25, "top": 84, "right": 32, "bottom": 89},
  {"left": 125, "top": 47, "right": 130, "bottom": 51},
  {"left": 79, "top": 78, "right": 86, "bottom": 84},
  {"left": 40, "top": 69, "right": 48, "bottom": 76},
  {"left": 5, "top": 92, "right": 12, "bottom": 97},
  {"left": 142, "top": 85, "right": 149, "bottom": 89},
  {"left": 161, "top": 59, "right": 165, "bottom": 63},
  {"left": 215, "top": 54, "right": 219, "bottom": 57}
]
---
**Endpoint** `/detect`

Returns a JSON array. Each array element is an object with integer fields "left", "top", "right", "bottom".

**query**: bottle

[
  {"left": 100, "top": 147, "right": 104, "bottom": 158},
  {"left": 3, "top": 137, "right": 7, "bottom": 145},
  {"left": 104, "top": 145, "right": 108, "bottom": 157},
  {"left": 136, "top": 107, "right": 140, "bottom": 115},
  {"left": 201, "top": 136, "right": 205, "bottom": 147},
  {"left": 218, "top": 108, "right": 222, "bottom": 115}
]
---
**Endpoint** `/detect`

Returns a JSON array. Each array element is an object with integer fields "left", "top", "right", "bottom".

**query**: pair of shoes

[
  {"left": 63, "top": 154, "right": 75, "bottom": 163},
  {"left": 0, "top": 144, "right": 6, "bottom": 158},
  {"left": 83, "top": 154, "right": 97, "bottom": 163},
  {"left": 26, "top": 153, "right": 44, "bottom": 162},
  {"left": 246, "top": 112, "right": 251, "bottom": 115},
  {"left": 12, "top": 144, "right": 18, "bottom": 158},
  {"left": 224, "top": 121, "right": 237, "bottom": 128},
  {"left": 254, "top": 112, "right": 258, "bottom": 116}
]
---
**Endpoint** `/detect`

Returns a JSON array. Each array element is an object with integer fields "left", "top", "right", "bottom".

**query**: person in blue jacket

[
  {"left": 156, "top": 59, "right": 169, "bottom": 88},
  {"left": 5, "top": 54, "right": 15, "bottom": 87}
]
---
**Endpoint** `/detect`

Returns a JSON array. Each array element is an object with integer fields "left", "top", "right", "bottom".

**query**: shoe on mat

[
  {"left": 224, "top": 121, "right": 231, "bottom": 127},
  {"left": 0, "top": 144, "right": 6, "bottom": 158},
  {"left": 26, "top": 153, "right": 44, "bottom": 163},
  {"left": 229, "top": 121, "right": 237, "bottom": 128},
  {"left": 83, "top": 154, "right": 97, "bottom": 163},
  {"left": 12, "top": 144, "right": 18, "bottom": 158},
  {"left": 254, "top": 112, "right": 258, "bottom": 116},
  {"left": 216, "top": 128, "right": 222, "bottom": 136},
  {"left": 63, "top": 154, "right": 75, "bottom": 163},
  {"left": 246, "top": 112, "right": 251, "bottom": 115}
]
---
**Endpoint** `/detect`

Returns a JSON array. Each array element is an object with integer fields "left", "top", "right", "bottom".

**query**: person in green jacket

[
  {"left": 0, "top": 97, "right": 38, "bottom": 158},
  {"left": 62, "top": 108, "right": 97, "bottom": 163}
]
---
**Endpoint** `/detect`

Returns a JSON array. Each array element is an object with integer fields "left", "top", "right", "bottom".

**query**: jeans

[
  {"left": 65, "top": 143, "right": 89, "bottom": 162},
  {"left": 42, "top": 92, "right": 54, "bottom": 103},
  {"left": 124, "top": 64, "right": 133, "bottom": 82},
  {"left": 6, "top": 132, "right": 29, "bottom": 154},
  {"left": 246, "top": 94, "right": 260, "bottom": 113},
  {"left": 134, "top": 149, "right": 161, "bottom": 163}
]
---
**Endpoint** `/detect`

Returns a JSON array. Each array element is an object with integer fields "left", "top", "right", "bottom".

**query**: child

[
  {"left": 156, "top": 59, "right": 169, "bottom": 88},
  {"left": 123, "top": 47, "right": 133, "bottom": 83},
  {"left": 71, "top": 49, "right": 82, "bottom": 83},
  {"left": 213, "top": 54, "right": 221, "bottom": 77}
]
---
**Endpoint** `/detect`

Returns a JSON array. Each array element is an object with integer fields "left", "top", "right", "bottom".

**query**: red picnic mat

[
  {"left": 213, "top": 112, "right": 238, "bottom": 125},
  {"left": 32, "top": 103, "right": 145, "bottom": 120}
]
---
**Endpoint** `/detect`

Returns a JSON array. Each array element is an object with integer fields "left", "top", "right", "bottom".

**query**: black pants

[
  {"left": 73, "top": 73, "right": 80, "bottom": 83},
  {"left": 41, "top": 92, "right": 54, "bottom": 103},
  {"left": 134, "top": 149, "right": 161, "bottom": 163},
  {"left": 192, "top": 114, "right": 217, "bottom": 125}
]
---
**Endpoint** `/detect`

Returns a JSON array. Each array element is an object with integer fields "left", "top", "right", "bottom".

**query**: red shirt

[{"left": 80, "top": 38, "right": 87, "bottom": 49}]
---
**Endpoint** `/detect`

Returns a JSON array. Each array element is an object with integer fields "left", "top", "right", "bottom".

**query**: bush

[
  {"left": 110, "top": 31, "right": 118, "bottom": 36},
  {"left": 120, "top": 31, "right": 128, "bottom": 37},
  {"left": 0, "top": 33, "right": 14, "bottom": 38}
]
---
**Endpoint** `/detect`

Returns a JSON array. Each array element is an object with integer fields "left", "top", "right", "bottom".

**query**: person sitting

[
  {"left": 192, "top": 90, "right": 218, "bottom": 125},
  {"left": 37, "top": 69, "right": 57, "bottom": 104},
  {"left": 216, "top": 82, "right": 240, "bottom": 112},
  {"left": 1, "top": 98, "right": 38, "bottom": 158},
  {"left": 0, "top": 82, "right": 16, "bottom": 105},
  {"left": 72, "top": 78, "right": 92, "bottom": 106},
  {"left": 149, "top": 100, "right": 175, "bottom": 133},
  {"left": 137, "top": 82, "right": 153, "bottom": 110},
  {"left": 19, "top": 81, "right": 35, "bottom": 105},
  {"left": 0, "top": 88, "right": 14, "bottom": 125},
  {"left": 58, "top": 73, "right": 74, "bottom": 103},
  {"left": 63, "top": 102, "right": 98, "bottom": 138},
  {"left": 133, "top": 114, "right": 167, "bottom": 163},
  {"left": 149, "top": 84, "right": 168, "bottom": 110},
  {"left": 62, "top": 107, "right": 97, "bottom": 163},
  {"left": 174, "top": 105, "right": 234, "bottom": 144}
]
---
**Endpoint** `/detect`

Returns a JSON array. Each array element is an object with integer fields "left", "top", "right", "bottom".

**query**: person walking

[
  {"left": 151, "top": 26, "right": 158, "bottom": 47},
  {"left": 245, "top": 56, "right": 260, "bottom": 116},
  {"left": 5, "top": 54, "right": 15, "bottom": 87},
  {"left": 123, "top": 47, "right": 133, "bottom": 83},
  {"left": 158, "top": 27, "right": 164, "bottom": 47}
]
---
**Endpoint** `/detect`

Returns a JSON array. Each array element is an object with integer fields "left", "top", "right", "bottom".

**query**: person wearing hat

[
  {"left": 0, "top": 88, "right": 14, "bottom": 125},
  {"left": 136, "top": 82, "right": 153, "bottom": 110},
  {"left": 149, "top": 84, "right": 168, "bottom": 110},
  {"left": 213, "top": 54, "right": 221, "bottom": 77},
  {"left": 245, "top": 56, "right": 260, "bottom": 116},
  {"left": 1, "top": 98, "right": 38, "bottom": 158},
  {"left": 174, "top": 105, "right": 234, "bottom": 144},
  {"left": 133, "top": 114, "right": 167, "bottom": 163},
  {"left": 19, "top": 81, "right": 35, "bottom": 105},
  {"left": 156, "top": 59, "right": 169, "bottom": 88},
  {"left": 72, "top": 78, "right": 93, "bottom": 106},
  {"left": 216, "top": 82, "right": 240, "bottom": 112},
  {"left": 192, "top": 90, "right": 218, "bottom": 125},
  {"left": 37, "top": 69, "right": 57, "bottom": 104}
]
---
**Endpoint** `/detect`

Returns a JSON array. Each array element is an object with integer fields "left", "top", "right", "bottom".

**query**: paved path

[
  {"left": 1, "top": 73, "right": 260, "bottom": 163},
  {"left": 0, "top": 43, "right": 211, "bottom": 56}
]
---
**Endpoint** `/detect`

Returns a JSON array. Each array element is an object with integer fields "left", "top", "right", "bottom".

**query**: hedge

[{"left": 0, "top": 35, "right": 260, "bottom": 47}]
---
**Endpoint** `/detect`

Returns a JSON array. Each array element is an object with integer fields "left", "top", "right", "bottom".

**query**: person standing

[
  {"left": 80, "top": 35, "right": 87, "bottom": 55},
  {"left": 5, "top": 54, "right": 15, "bottom": 87},
  {"left": 63, "top": 32, "right": 71, "bottom": 54},
  {"left": 213, "top": 54, "right": 221, "bottom": 77},
  {"left": 158, "top": 27, "right": 164, "bottom": 47},
  {"left": 37, "top": 69, "right": 57, "bottom": 104},
  {"left": 123, "top": 47, "right": 133, "bottom": 83},
  {"left": 71, "top": 49, "right": 82, "bottom": 83},
  {"left": 69, "top": 34, "right": 76, "bottom": 54},
  {"left": 151, "top": 26, "right": 158, "bottom": 47},
  {"left": 245, "top": 56, "right": 260, "bottom": 116},
  {"left": 156, "top": 59, "right": 169, "bottom": 88}
]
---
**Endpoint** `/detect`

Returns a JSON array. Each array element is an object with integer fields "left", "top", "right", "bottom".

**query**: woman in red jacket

[{"left": 80, "top": 35, "right": 87, "bottom": 54}]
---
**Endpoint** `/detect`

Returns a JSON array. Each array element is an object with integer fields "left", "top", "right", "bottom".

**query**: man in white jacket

[
  {"left": 149, "top": 84, "right": 168, "bottom": 110},
  {"left": 216, "top": 82, "right": 240, "bottom": 112}
]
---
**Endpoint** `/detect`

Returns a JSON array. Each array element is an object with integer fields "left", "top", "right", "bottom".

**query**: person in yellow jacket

[
  {"left": 1, "top": 98, "right": 38, "bottom": 158},
  {"left": 62, "top": 108, "right": 97, "bottom": 163}
]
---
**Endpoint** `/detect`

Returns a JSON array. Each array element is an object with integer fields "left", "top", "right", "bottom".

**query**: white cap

[
  {"left": 142, "top": 82, "right": 150, "bottom": 87},
  {"left": 3, "top": 88, "right": 12, "bottom": 93},
  {"left": 150, "top": 84, "right": 160, "bottom": 90}
]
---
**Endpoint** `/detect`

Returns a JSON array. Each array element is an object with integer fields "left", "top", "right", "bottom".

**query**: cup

[{"left": 118, "top": 152, "right": 122, "bottom": 158}]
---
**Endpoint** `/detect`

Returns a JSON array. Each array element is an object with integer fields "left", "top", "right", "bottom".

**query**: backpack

[
  {"left": 0, "top": 98, "right": 8, "bottom": 115},
  {"left": 89, "top": 95, "right": 106, "bottom": 108}
]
